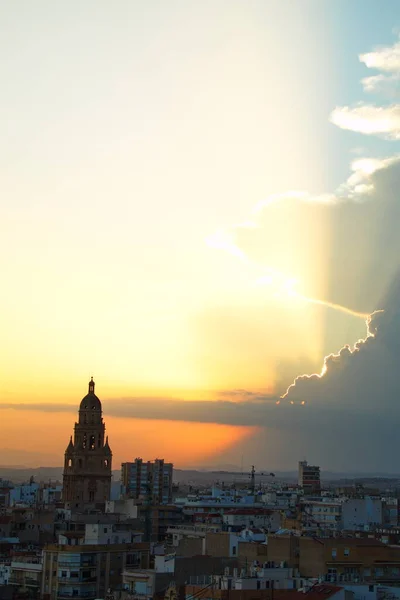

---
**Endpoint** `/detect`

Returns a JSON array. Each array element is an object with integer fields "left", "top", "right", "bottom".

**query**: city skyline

[{"left": 1, "top": 1, "right": 400, "bottom": 471}]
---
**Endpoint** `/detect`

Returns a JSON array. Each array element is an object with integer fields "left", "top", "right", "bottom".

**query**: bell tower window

[{"left": 89, "top": 435, "right": 95, "bottom": 450}]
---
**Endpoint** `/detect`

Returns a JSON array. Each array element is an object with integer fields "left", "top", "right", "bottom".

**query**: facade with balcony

[
  {"left": 41, "top": 543, "right": 150, "bottom": 600},
  {"left": 9, "top": 557, "right": 42, "bottom": 598}
]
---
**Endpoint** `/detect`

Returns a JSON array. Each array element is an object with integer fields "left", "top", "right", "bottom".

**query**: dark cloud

[{"left": 284, "top": 277, "right": 400, "bottom": 410}]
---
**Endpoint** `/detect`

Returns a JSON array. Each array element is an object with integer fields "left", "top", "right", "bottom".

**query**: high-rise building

[
  {"left": 121, "top": 458, "right": 173, "bottom": 504},
  {"left": 63, "top": 378, "right": 112, "bottom": 509},
  {"left": 298, "top": 460, "right": 320, "bottom": 495}
]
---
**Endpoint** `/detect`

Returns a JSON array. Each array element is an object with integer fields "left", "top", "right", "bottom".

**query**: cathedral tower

[{"left": 63, "top": 378, "right": 112, "bottom": 508}]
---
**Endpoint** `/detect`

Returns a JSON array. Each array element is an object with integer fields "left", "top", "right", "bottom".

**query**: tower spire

[{"left": 88, "top": 376, "right": 95, "bottom": 394}]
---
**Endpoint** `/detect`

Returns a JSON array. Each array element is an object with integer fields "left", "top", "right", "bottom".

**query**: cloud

[
  {"left": 209, "top": 155, "right": 400, "bottom": 315},
  {"left": 332, "top": 36, "right": 400, "bottom": 138},
  {"left": 284, "top": 275, "right": 400, "bottom": 410},
  {"left": 0, "top": 396, "right": 276, "bottom": 427},
  {"left": 330, "top": 104, "right": 400, "bottom": 139},
  {"left": 361, "top": 74, "right": 400, "bottom": 97},
  {"left": 360, "top": 39, "right": 400, "bottom": 73}
]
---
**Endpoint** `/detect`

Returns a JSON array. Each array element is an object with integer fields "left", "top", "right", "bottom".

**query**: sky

[{"left": 1, "top": 1, "right": 400, "bottom": 472}]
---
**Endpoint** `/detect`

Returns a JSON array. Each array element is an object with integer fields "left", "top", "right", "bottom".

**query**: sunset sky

[{"left": 1, "top": 1, "right": 400, "bottom": 472}]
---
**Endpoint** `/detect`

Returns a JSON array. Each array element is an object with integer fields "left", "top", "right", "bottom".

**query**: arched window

[
  {"left": 89, "top": 435, "right": 95, "bottom": 450},
  {"left": 104, "top": 459, "right": 109, "bottom": 468},
  {"left": 68, "top": 458, "right": 72, "bottom": 467}
]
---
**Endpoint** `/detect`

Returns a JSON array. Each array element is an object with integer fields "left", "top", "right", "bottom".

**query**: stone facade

[{"left": 62, "top": 379, "right": 112, "bottom": 508}]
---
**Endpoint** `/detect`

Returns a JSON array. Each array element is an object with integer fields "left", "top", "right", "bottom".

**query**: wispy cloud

[
  {"left": 361, "top": 74, "right": 400, "bottom": 97},
  {"left": 332, "top": 36, "right": 400, "bottom": 138}
]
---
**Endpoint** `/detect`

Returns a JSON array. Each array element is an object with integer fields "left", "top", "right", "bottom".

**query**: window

[
  {"left": 104, "top": 528, "right": 108, "bottom": 533},
  {"left": 344, "top": 548, "right": 350, "bottom": 557},
  {"left": 90, "top": 435, "right": 95, "bottom": 450},
  {"left": 67, "top": 459, "right": 72, "bottom": 467},
  {"left": 232, "top": 546, "right": 237, "bottom": 556},
  {"left": 331, "top": 548, "right": 337, "bottom": 558},
  {"left": 369, "top": 586, "right": 374, "bottom": 592}
]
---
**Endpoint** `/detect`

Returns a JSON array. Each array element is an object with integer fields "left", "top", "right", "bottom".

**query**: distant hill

[{"left": 1, "top": 465, "right": 399, "bottom": 486}]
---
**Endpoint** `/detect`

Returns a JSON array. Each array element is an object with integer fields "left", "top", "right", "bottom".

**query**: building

[
  {"left": 298, "top": 461, "right": 321, "bottom": 495},
  {"left": 9, "top": 481, "right": 39, "bottom": 507},
  {"left": 8, "top": 552, "right": 42, "bottom": 598},
  {"left": 62, "top": 378, "right": 112, "bottom": 509},
  {"left": 41, "top": 541, "right": 150, "bottom": 600},
  {"left": 222, "top": 508, "right": 281, "bottom": 531},
  {"left": 341, "top": 497, "right": 383, "bottom": 531},
  {"left": 298, "top": 536, "right": 400, "bottom": 581},
  {"left": 301, "top": 498, "right": 342, "bottom": 532},
  {"left": 121, "top": 556, "right": 240, "bottom": 600},
  {"left": 184, "top": 583, "right": 345, "bottom": 600},
  {"left": 121, "top": 458, "right": 173, "bottom": 505},
  {"left": 205, "top": 532, "right": 240, "bottom": 558}
]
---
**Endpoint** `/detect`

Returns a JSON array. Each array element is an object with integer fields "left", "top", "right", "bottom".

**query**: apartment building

[
  {"left": 121, "top": 458, "right": 173, "bottom": 505},
  {"left": 299, "top": 536, "right": 400, "bottom": 581},
  {"left": 8, "top": 552, "right": 43, "bottom": 598},
  {"left": 41, "top": 542, "right": 150, "bottom": 600},
  {"left": 298, "top": 461, "right": 321, "bottom": 495}
]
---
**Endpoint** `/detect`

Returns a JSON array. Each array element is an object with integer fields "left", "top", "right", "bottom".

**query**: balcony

[
  {"left": 57, "top": 562, "right": 96, "bottom": 569},
  {"left": 57, "top": 593, "right": 96, "bottom": 599},
  {"left": 8, "top": 577, "right": 40, "bottom": 588},
  {"left": 58, "top": 577, "right": 97, "bottom": 584}
]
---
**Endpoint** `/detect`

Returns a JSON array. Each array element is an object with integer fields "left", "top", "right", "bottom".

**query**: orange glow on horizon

[{"left": 0, "top": 409, "right": 256, "bottom": 469}]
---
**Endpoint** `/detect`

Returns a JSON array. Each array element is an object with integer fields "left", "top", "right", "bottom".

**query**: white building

[
  {"left": 41, "top": 485, "right": 63, "bottom": 505},
  {"left": 9, "top": 482, "right": 39, "bottom": 507},
  {"left": 301, "top": 498, "right": 342, "bottom": 531},
  {"left": 105, "top": 498, "right": 138, "bottom": 519},
  {"left": 58, "top": 523, "right": 143, "bottom": 546},
  {"left": 341, "top": 497, "right": 382, "bottom": 531},
  {"left": 223, "top": 508, "right": 281, "bottom": 531}
]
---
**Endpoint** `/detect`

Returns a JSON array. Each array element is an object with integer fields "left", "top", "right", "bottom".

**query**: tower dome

[{"left": 79, "top": 377, "right": 102, "bottom": 411}]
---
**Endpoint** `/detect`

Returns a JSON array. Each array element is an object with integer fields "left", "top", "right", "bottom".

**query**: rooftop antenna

[{"left": 250, "top": 466, "right": 255, "bottom": 494}]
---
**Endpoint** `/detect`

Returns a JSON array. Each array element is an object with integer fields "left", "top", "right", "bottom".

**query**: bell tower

[{"left": 63, "top": 378, "right": 112, "bottom": 509}]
